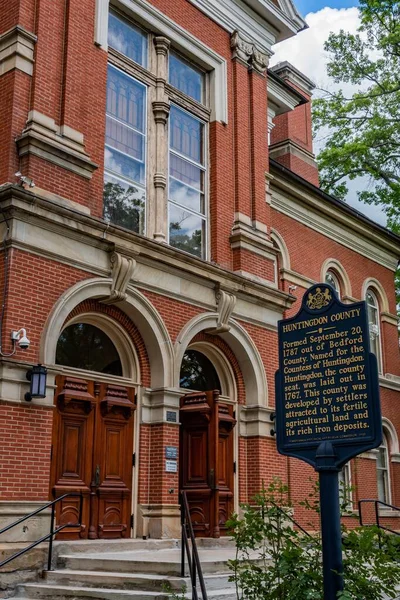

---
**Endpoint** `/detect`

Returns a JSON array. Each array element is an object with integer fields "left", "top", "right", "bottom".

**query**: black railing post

[
  {"left": 47, "top": 502, "right": 56, "bottom": 572},
  {"left": 180, "top": 491, "right": 208, "bottom": 600}
]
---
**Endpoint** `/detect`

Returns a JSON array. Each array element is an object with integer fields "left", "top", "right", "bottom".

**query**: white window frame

[
  {"left": 104, "top": 63, "right": 148, "bottom": 235},
  {"left": 366, "top": 288, "right": 383, "bottom": 374},
  {"left": 325, "top": 270, "right": 341, "bottom": 299},
  {"left": 167, "top": 103, "right": 209, "bottom": 260},
  {"left": 97, "top": 0, "right": 228, "bottom": 123},
  {"left": 338, "top": 462, "right": 352, "bottom": 509},
  {"left": 377, "top": 433, "right": 392, "bottom": 506}
]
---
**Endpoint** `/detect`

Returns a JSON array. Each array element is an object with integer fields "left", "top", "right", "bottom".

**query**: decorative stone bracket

[
  {"left": 102, "top": 252, "right": 137, "bottom": 304},
  {"left": 206, "top": 289, "right": 236, "bottom": 334},
  {"left": 230, "top": 31, "right": 269, "bottom": 74}
]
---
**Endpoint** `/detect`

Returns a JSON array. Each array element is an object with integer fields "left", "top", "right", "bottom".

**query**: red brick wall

[{"left": 0, "top": 403, "right": 52, "bottom": 500}]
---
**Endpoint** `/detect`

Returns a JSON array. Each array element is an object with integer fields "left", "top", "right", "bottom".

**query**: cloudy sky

[{"left": 271, "top": 0, "right": 388, "bottom": 227}]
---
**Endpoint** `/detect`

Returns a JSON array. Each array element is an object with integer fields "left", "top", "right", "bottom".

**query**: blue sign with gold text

[{"left": 275, "top": 284, "right": 382, "bottom": 469}]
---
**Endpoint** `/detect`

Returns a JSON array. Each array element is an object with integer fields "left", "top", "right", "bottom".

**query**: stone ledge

[
  {"left": 239, "top": 404, "right": 275, "bottom": 438},
  {"left": 0, "top": 25, "right": 37, "bottom": 77},
  {"left": 16, "top": 110, "right": 98, "bottom": 180}
]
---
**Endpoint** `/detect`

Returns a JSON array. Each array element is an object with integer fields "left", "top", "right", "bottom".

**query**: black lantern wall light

[{"left": 25, "top": 364, "right": 47, "bottom": 402}]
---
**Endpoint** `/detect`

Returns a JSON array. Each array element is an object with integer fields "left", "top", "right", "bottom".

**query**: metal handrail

[
  {"left": 268, "top": 500, "right": 314, "bottom": 540},
  {"left": 180, "top": 491, "right": 208, "bottom": 600},
  {"left": 358, "top": 499, "right": 400, "bottom": 535},
  {"left": 0, "top": 493, "right": 83, "bottom": 571}
]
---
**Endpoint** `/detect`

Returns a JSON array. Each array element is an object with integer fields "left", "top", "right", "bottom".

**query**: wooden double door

[
  {"left": 180, "top": 390, "right": 236, "bottom": 537},
  {"left": 50, "top": 375, "right": 136, "bottom": 539}
]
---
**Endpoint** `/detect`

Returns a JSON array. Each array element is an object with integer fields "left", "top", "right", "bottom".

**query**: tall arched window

[
  {"left": 325, "top": 271, "right": 341, "bottom": 298},
  {"left": 366, "top": 289, "right": 382, "bottom": 372},
  {"left": 56, "top": 323, "right": 123, "bottom": 376},
  {"left": 180, "top": 349, "right": 221, "bottom": 392},
  {"left": 377, "top": 433, "right": 391, "bottom": 504}
]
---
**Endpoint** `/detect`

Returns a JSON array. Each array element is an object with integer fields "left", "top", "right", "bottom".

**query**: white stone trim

[
  {"left": 382, "top": 417, "right": 400, "bottom": 455},
  {"left": 381, "top": 312, "right": 399, "bottom": 327},
  {"left": 380, "top": 374, "right": 400, "bottom": 392},
  {"left": 95, "top": 0, "right": 109, "bottom": 49},
  {"left": 188, "top": 0, "right": 306, "bottom": 46},
  {"left": 361, "top": 277, "right": 390, "bottom": 313},
  {"left": 0, "top": 25, "right": 37, "bottom": 76},
  {"left": 270, "top": 229, "right": 291, "bottom": 271},
  {"left": 239, "top": 404, "right": 275, "bottom": 437},
  {"left": 98, "top": 0, "right": 228, "bottom": 123},
  {"left": 279, "top": 268, "right": 315, "bottom": 289},
  {"left": 40, "top": 277, "right": 174, "bottom": 388},
  {"left": 268, "top": 74, "right": 301, "bottom": 116},
  {"left": 320, "top": 258, "right": 352, "bottom": 299},
  {"left": 16, "top": 110, "right": 97, "bottom": 179},
  {"left": 175, "top": 313, "right": 268, "bottom": 406}
]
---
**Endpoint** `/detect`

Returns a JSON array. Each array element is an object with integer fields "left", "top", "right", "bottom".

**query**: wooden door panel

[
  {"left": 186, "top": 494, "right": 211, "bottom": 537},
  {"left": 98, "top": 492, "right": 130, "bottom": 538},
  {"left": 50, "top": 377, "right": 95, "bottom": 540},
  {"left": 95, "top": 384, "right": 135, "bottom": 539},
  {"left": 185, "top": 429, "right": 208, "bottom": 486},
  {"left": 51, "top": 377, "right": 135, "bottom": 541}
]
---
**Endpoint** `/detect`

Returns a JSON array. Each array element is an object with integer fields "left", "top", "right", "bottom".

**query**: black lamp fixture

[{"left": 25, "top": 364, "right": 47, "bottom": 402}]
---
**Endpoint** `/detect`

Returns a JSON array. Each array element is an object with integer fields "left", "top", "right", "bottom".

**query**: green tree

[{"left": 313, "top": 0, "right": 400, "bottom": 233}]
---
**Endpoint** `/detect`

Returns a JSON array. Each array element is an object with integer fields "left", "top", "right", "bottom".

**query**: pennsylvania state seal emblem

[{"left": 306, "top": 287, "right": 332, "bottom": 310}]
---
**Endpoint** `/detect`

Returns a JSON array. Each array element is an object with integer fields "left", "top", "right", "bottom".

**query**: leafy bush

[{"left": 227, "top": 478, "right": 400, "bottom": 600}]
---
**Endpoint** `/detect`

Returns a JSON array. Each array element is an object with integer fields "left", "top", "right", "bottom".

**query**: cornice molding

[
  {"left": 271, "top": 175, "right": 400, "bottom": 271},
  {"left": 0, "top": 25, "right": 37, "bottom": 77},
  {"left": 0, "top": 185, "right": 294, "bottom": 320}
]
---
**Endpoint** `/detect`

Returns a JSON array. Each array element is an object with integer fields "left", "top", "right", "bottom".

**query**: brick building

[{"left": 0, "top": 0, "right": 399, "bottom": 545}]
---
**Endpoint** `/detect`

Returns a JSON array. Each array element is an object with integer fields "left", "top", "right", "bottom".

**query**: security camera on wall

[{"left": 11, "top": 328, "right": 30, "bottom": 350}]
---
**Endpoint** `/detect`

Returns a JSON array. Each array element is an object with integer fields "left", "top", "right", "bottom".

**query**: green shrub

[{"left": 227, "top": 478, "right": 400, "bottom": 600}]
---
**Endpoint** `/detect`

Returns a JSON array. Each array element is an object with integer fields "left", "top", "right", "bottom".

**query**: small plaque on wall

[
  {"left": 165, "top": 460, "right": 178, "bottom": 473},
  {"left": 165, "top": 446, "right": 178, "bottom": 459},
  {"left": 166, "top": 411, "right": 177, "bottom": 423}
]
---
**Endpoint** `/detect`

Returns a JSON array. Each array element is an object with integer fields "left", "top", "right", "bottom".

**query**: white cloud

[{"left": 270, "top": 7, "right": 388, "bottom": 227}]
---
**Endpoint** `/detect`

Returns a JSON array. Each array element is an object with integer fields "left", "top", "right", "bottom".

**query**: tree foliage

[{"left": 313, "top": 0, "right": 400, "bottom": 232}]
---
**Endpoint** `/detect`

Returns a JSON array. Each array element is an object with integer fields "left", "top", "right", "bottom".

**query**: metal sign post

[{"left": 275, "top": 284, "right": 382, "bottom": 599}]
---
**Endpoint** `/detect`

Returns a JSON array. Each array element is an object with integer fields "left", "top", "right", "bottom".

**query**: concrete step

[
  {"left": 58, "top": 547, "right": 240, "bottom": 576},
  {"left": 16, "top": 583, "right": 236, "bottom": 600},
  {"left": 53, "top": 539, "right": 178, "bottom": 560},
  {"left": 43, "top": 569, "right": 233, "bottom": 592}
]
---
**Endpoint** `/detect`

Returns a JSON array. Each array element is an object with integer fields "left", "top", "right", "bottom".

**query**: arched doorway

[
  {"left": 179, "top": 348, "right": 236, "bottom": 537},
  {"left": 50, "top": 321, "right": 137, "bottom": 540}
]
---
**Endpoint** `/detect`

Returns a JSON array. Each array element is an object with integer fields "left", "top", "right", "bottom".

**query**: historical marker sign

[
  {"left": 276, "top": 283, "right": 382, "bottom": 469},
  {"left": 276, "top": 283, "right": 383, "bottom": 600}
]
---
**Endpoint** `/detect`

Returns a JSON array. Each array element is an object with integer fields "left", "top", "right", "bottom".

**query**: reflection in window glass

[
  {"left": 180, "top": 349, "right": 221, "bottom": 391},
  {"left": 56, "top": 323, "right": 123, "bottom": 376},
  {"left": 377, "top": 435, "right": 390, "bottom": 504},
  {"left": 168, "top": 106, "right": 206, "bottom": 258},
  {"left": 169, "top": 53, "right": 203, "bottom": 102},
  {"left": 108, "top": 11, "right": 147, "bottom": 67},
  {"left": 103, "top": 175, "right": 145, "bottom": 233},
  {"left": 170, "top": 107, "right": 203, "bottom": 163},
  {"left": 169, "top": 204, "right": 204, "bottom": 258},
  {"left": 168, "top": 106, "right": 206, "bottom": 257},
  {"left": 325, "top": 271, "right": 341, "bottom": 298},
  {"left": 104, "top": 65, "right": 146, "bottom": 233},
  {"left": 366, "top": 290, "right": 381, "bottom": 371}
]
